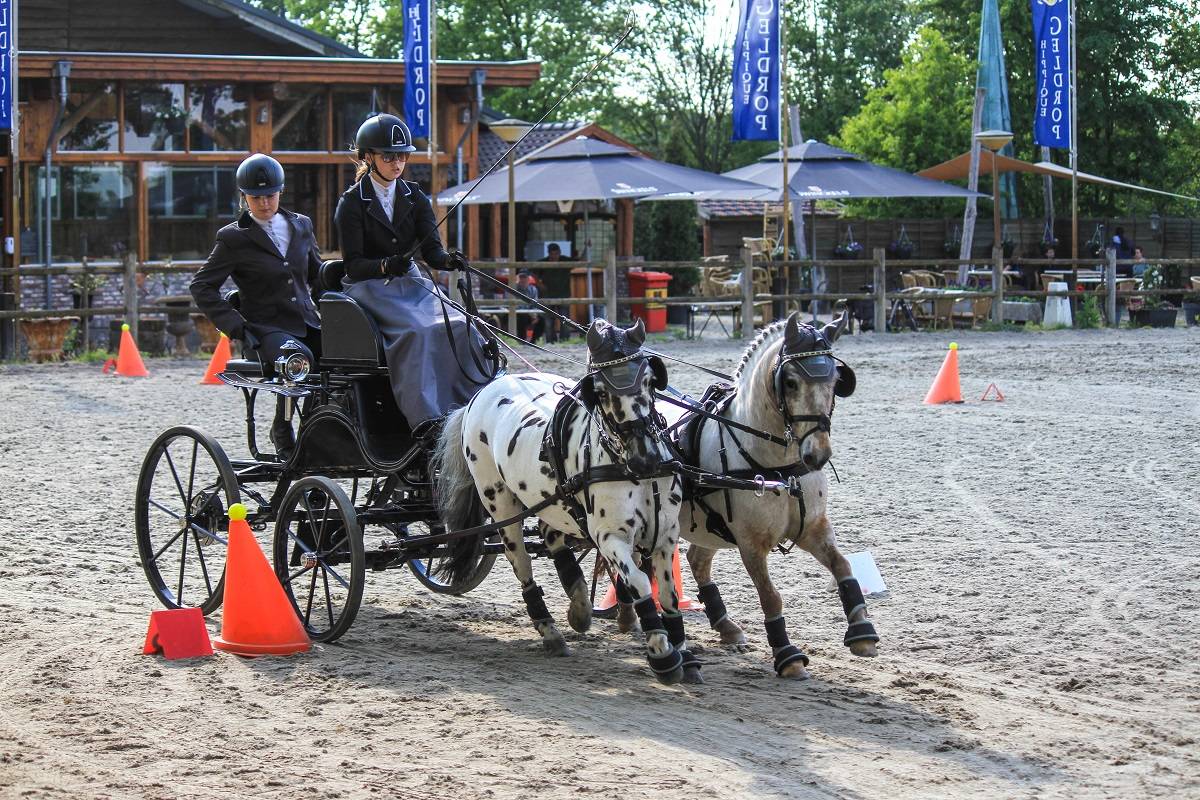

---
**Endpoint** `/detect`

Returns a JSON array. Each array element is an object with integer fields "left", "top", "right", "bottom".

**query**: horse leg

[
  {"left": 798, "top": 516, "right": 879, "bottom": 658},
  {"left": 487, "top": 484, "right": 569, "bottom": 656},
  {"left": 599, "top": 536, "right": 683, "bottom": 685},
  {"left": 545, "top": 528, "right": 591, "bottom": 634},
  {"left": 653, "top": 544, "right": 703, "bottom": 685},
  {"left": 686, "top": 544, "right": 747, "bottom": 646},
  {"left": 737, "top": 544, "right": 810, "bottom": 680}
]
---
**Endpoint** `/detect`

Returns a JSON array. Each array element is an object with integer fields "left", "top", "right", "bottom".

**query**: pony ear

[
  {"left": 834, "top": 364, "right": 857, "bottom": 397},
  {"left": 626, "top": 317, "right": 646, "bottom": 347},
  {"left": 784, "top": 311, "right": 802, "bottom": 345},
  {"left": 586, "top": 319, "right": 605, "bottom": 352},
  {"left": 649, "top": 357, "right": 668, "bottom": 390},
  {"left": 822, "top": 306, "right": 849, "bottom": 344}
]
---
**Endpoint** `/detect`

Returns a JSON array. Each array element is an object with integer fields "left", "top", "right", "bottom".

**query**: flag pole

[
  {"left": 429, "top": 0, "right": 441, "bottom": 246},
  {"left": 1069, "top": 0, "right": 1078, "bottom": 261}
]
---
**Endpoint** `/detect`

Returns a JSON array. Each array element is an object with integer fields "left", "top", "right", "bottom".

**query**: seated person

[
  {"left": 190, "top": 153, "right": 322, "bottom": 457},
  {"left": 334, "top": 113, "right": 494, "bottom": 445},
  {"left": 514, "top": 270, "right": 545, "bottom": 342},
  {"left": 1130, "top": 247, "right": 1149, "bottom": 278}
]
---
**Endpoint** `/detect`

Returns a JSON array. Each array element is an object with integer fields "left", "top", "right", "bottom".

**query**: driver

[
  {"left": 190, "top": 153, "right": 323, "bottom": 457},
  {"left": 333, "top": 113, "right": 494, "bottom": 446}
]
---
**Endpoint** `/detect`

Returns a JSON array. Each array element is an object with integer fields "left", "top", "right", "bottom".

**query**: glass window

[
  {"left": 58, "top": 81, "right": 119, "bottom": 152},
  {"left": 124, "top": 83, "right": 186, "bottom": 152},
  {"left": 189, "top": 84, "right": 249, "bottom": 152},
  {"left": 26, "top": 164, "right": 136, "bottom": 263},
  {"left": 147, "top": 163, "right": 239, "bottom": 259},
  {"left": 334, "top": 88, "right": 383, "bottom": 152},
  {"left": 273, "top": 84, "right": 328, "bottom": 151}
]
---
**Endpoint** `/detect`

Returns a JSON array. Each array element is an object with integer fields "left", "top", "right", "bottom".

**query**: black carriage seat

[{"left": 317, "top": 260, "right": 387, "bottom": 369}]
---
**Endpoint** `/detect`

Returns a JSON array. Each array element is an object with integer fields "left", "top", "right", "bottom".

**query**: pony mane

[{"left": 732, "top": 318, "right": 788, "bottom": 382}]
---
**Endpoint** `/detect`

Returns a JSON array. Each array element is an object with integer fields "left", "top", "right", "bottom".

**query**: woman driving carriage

[
  {"left": 334, "top": 113, "right": 494, "bottom": 445},
  {"left": 190, "top": 153, "right": 323, "bottom": 457}
]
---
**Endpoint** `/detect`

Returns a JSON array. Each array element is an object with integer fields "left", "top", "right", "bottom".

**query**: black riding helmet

[
  {"left": 236, "top": 153, "right": 284, "bottom": 196},
  {"left": 354, "top": 113, "right": 418, "bottom": 156}
]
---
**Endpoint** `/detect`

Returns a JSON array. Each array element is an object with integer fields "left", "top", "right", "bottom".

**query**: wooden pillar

[
  {"left": 490, "top": 203, "right": 502, "bottom": 259},
  {"left": 467, "top": 204, "right": 480, "bottom": 261},
  {"left": 703, "top": 220, "right": 711, "bottom": 257},
  {"left": 616, "top": 199, "right": 634, "bottom": 257}
]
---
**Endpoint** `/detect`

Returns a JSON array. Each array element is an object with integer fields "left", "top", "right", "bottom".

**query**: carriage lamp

[{"left": 275, "top": 352, "right": 311, "bottom": 384}]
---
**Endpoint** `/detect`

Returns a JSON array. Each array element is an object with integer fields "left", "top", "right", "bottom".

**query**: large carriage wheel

[
  {"left": 406, "top": 516, "right": 497, "bottom": 595},
  {"left": 272, "top": 476, "right": 364, "bottom": 643},
  {"left": 135, "top": 426, "right": 241, "bottom": 615}
]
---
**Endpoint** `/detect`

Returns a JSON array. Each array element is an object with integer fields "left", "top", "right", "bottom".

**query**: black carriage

[{"left": 134, "top": 261, "right": 535, "bottom": 642}]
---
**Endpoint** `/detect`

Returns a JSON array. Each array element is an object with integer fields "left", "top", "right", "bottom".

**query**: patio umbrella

[{"left": 437, "top": 136, "right": 764, "bottom": 205}]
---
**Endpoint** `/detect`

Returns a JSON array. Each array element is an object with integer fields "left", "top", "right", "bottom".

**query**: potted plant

[
  {"left": 943, "top": 224, "right": 962, "bottom": 256},
  {"left": 833, "top": 226, "right": 864, "bottom": 260},
  {"left": 1129, "top": 263, "right": 1179, "bottom": 328},
  {"left": 69, "top": 270, "right": 107, "bottom": 309},
  {"left": 887, "top": 225, "right": 915, "bottom": 260}
]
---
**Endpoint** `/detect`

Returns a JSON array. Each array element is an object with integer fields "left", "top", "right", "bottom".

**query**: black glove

[
  {"left": 383, "top": 255, "right": 409, "bottom": 277},
  {"left": 239, "top": 327, "right": 260, "bottom": 351},
  {"left": 447, "top": 250, "right": 470, "bottom": 271}
]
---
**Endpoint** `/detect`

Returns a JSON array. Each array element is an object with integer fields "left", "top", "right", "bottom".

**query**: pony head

[
  {"left": 773, "top": 309, "right": 853, "bottom": 471},
  {"left": 582, "top": 318, "right": 669, "bottom": 477}
]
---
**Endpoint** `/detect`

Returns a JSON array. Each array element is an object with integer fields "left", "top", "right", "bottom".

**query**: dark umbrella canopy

[
  {"left": 710, "top": 140, "right": 983, "bottom": 201},
  {"left": 437, "top": 136, "right": 763, "bottom": 205}
]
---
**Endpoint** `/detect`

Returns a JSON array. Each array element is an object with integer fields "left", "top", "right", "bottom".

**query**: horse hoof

[
  {"left": 682, "top": 666, "right": 705, "bottom": 685},
  {"left": 655, "top": 666, "right": 685, "bottom": 686},
  {"left": 543, "top": 639, "right": 571, "bottom": 657},
  {"left": 779, "top": 662, "right": 810, "bottom": 680},
  {"left": 849, "top": 641, "right": 878, "bottom": 658},
  {"left": 567, "top": 603, "right": 592, "bottom": 634},
  {"left": 716, "top": 619, "right": 746, "bottom": 646}
]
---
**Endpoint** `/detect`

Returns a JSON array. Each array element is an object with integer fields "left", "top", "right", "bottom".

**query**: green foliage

[
  {"left": 836, "top": 27, "right": 973, "bottom": 218},
  {"left": 1076, "top": 295, "right": 1103, "bottom": 329}
]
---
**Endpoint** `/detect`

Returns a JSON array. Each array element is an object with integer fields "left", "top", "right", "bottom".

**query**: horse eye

[{"left": 784, "top": 378, "right": 800, "bottom": 390}]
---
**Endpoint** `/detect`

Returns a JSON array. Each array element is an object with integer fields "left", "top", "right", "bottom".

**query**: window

[
  {"left": 124, "top": 83, "right": 186, "bottom": 152},
  {"left": 58, "top": 81, "right": 119, "bottom": 152},
  {"left": 147, "top": 163, "right": 239, "bottom": 259},
  {"left": 273, "top": 84, "right": 328, "bottom": 151},
  {"left": 26, "top": 164, "right": 136, "bottom": 263},
  {"left": 334, "top": 88, "right": 383, "bottom": 152},
  {"left": 189, "top": 84, "right": 249, "bottom": 152}
]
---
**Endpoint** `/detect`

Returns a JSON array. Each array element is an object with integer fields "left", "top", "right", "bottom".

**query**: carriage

[{"left": 134, "top": 260, "right": 588, "bottom": 643}]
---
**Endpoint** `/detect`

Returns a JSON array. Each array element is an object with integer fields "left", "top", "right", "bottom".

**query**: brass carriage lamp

[{"left": 975, "top": 129, "right": 1013, "bottom": 257}]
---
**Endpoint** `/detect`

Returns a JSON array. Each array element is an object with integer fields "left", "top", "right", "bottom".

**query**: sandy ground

[{"left": 0, "top": 324, "right": 1197, "bottom": 800}]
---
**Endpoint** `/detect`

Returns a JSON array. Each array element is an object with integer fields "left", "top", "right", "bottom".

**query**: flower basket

[
  {"left": 20, "top": 317, "right": 76, "bottom": 363},
  {"left": 833, "top": 226, "right": 863, "bottom": 260},
  {"left": 887, "top": 225, "right": 914, "bottom": 259}
]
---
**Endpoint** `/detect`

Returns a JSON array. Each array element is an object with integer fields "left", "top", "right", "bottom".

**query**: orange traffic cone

[
  {"left": 201, "top": 333, "right": 232, "bottom": 385},
  {"left": 923, "top": 342, "right": 963, "bottom": 404},
  {"left": 213, "top": 503, "right": 311, "bottom": 657},
  {"left": 593, "top": 547, "right": 702, "bottom": 615},
  {"left": 102, "top": 323, "right": 149, "bottom": 377}
]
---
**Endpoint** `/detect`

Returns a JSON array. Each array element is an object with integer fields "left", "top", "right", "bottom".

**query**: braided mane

[{"left": 732, "top": 318, "right": 788, "bottom": 383}]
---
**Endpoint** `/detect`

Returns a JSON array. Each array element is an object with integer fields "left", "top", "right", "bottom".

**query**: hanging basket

[
  {"left": 887, "top": 224, "right": 914, "bottom": 259},
  {"left": 833, "top": 226, "right": 864, "bottom": 260}
]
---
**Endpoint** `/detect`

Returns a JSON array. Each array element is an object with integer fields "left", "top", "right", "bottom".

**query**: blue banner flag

[
  {"left": 1032, "top": 0, "right": 1071, "bottom": 148},
  {"left": 403, "top": 0, "right": 431, "bottom": 139},
  {"left": 0, "top": 0, "right": 12, "bottom": 133},
  {"left": 731, "top": 0, "right": 779, "bottom": 141}
]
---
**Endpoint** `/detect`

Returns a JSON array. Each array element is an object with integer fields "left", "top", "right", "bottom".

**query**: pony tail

[
  {"left": 432, "top": 407, "right": 487, "bottom": 585},
  {"left": 354, "top": 157, "right": 370, "bottom": 182}
]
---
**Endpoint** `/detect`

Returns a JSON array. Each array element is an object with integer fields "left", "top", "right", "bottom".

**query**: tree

[
  {"left": 836, "top": 26, "right": 974, "bottom": 217},
  {"left": 248, "top": 0, "right": 381, "bottom": 54}
]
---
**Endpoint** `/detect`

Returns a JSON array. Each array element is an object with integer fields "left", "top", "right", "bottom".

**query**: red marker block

[{"left": 143, "top": 608, "right": 214, "bottom": 660}]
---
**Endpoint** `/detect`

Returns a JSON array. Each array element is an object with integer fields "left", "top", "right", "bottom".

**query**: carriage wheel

[
  {"left": 406, "top": 519, "right": 498, "bottom": 596},
  {"left": 272, "top": 476, "right": 364, "bottom": 643},
  {"left": 135, "top": 426, "right": 241, "bottom": 616}
]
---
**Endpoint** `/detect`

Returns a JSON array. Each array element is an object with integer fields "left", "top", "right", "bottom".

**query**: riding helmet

[
  {"left": 236, "top": 153, "right": 285, "bottom": 196},
  {"left": 354, "top": 113, "right": 418, "bottom": 155}
]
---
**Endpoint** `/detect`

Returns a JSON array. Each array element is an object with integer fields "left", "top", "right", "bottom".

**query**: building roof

[
  {"left": 180, "top": 0, "right": 364, "bottom": 57},
  {"left": 477, "top": 121, "right": 588, "bottom": 173}
]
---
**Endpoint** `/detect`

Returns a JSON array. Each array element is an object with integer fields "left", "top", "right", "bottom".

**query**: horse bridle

[
  {"left": 580, "top": 352, "right": 669, "bottom": 460},
  {"left": 769, "top": 346, "right": 837, "bottom": 450}
]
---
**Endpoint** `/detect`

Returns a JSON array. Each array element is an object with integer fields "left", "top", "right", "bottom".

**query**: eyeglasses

[{"left": 373, "top": 152, "right": 408, "bottom": 164}]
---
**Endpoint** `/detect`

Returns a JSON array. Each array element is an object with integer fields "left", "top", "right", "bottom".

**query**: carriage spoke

[
  {"left": 319, "top": 531, "right": 349, "bottom": 560},
  {"left": 151, "top": 527, "right": 188, "bottom": 564},
  {"left": 191, "top": 528, "right": 214, "bottom": 597},
  {"left": 318, "top": 561, "right": 352, "bottom": 591},
  {"left": 304, "top": 565, "right": 319, "bottom": 625},
  {"left": 287, "top": 563, "right": 316, "bottom": 583},
  {"left": 321, "top": 567, "right": 335, "bottom": 629},
  {"left": 187, "top": 522, "right": 226, "bottom": 547},
  {"left": 186, "top": 440, "right": 199, "bottom": 511},
  {"left": 163, "top": 449, "right": 188, "bottom": 509},
  {"left": 176, "top": 522, "right": 190, "bottom": 604},
  {"left": 148, "top": 498, "right": 183, "bottom": 521},
  {"left": 317, "top": 502, "right": 334, "bottom": 546}
]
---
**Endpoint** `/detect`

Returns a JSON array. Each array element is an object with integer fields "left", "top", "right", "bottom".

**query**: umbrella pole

[{"left": 584, "top": 205, "right": 593, "bottom": 323}]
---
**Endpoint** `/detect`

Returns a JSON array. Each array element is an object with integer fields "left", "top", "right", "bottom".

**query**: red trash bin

[{"left": 627, "top": 271, "right": 672, "bottom": 332}]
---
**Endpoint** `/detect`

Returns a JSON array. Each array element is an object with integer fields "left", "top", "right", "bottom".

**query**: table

[
  {"left": 965, "top": 269, "right": 1021, "bottom": 287},
  {"left": 686, "top": 301, "right": 740, "bottom": 338}
]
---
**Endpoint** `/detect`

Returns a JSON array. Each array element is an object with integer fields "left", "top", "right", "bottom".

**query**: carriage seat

[{"left": 317, "top": 260, "right": 386, "bottom": 368}]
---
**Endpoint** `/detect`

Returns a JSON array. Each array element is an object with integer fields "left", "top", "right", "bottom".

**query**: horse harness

[{"left": 671, "top": 325, "right": 856, "bottom": 549}]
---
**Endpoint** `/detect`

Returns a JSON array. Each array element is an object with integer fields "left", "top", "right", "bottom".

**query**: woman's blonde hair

[{"left": 354, "top": 150, "right": 371, "bottom": 181}]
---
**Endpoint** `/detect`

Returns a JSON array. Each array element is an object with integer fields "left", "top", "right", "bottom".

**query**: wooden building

[{"left": 5, "top": 0, "right": 539, "bottom": 302}]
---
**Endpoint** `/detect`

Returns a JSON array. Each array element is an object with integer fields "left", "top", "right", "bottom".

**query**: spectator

[
  {"left": 538, "top": 243, "right": 573, "bottom": 343},
  {"left": 515, "top": 269, "right": 545, "bottom": 342},
  {"left": 1111, "top": 226, "right": 1134, "bottom": 260},
  {"left": 1131, "top": 246, "right": 1149, "bottom": 278}
]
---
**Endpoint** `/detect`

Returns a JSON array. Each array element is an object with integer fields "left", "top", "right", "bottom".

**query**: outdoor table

[
  {"left": 686, "top": 301, "right": 741, "bottom": 339},
  {"left": 965, "top": 269, "right": 1020, "bottom": 287}
]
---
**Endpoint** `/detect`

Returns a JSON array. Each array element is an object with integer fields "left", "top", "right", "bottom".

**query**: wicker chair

[{"left": 699, "top": 265, "right": 740, "bottom": 297}]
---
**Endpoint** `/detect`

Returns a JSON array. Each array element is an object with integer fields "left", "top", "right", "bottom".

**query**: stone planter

[
  {"left": 161, "top": 295, "right": 194, "bottom": 356},
  {"left": 20, "top": 317, "right": 75, "bottom": 362},
  {"left": 191, "top": 313, "right": 222, "bottom": 352}
]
